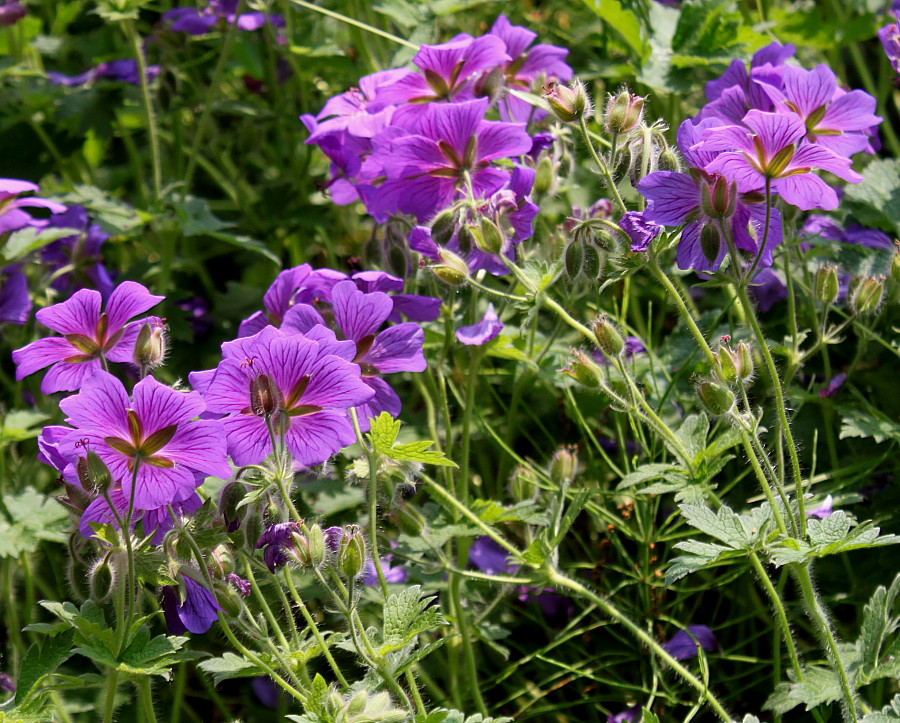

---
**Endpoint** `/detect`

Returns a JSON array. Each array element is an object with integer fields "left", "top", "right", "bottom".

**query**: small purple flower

[
  {"left": 818, "top": 372, "right": 847, "bottom": 399},
  {"left": 366, "top": 98, "right": 533, "bottom": 223},
  {"left": 42, "top": 205, "right": 114, "bottom": 299},
  {"left": 456, "top": 303, "right": 503, "bottom": 346},
  {"left": 162, "top": 574, "right": 222, "bottom": 635},
  {"left": 57, "top": 372, "right": 230, "bottom": 511},
  {"left": 879, "top": 17, "right": 900, "bottom": 75},
  {"left": 363, "top": 545, "right": 408, "bottom": 586},
  {"left": 163, "top": 0, "right": 284, "bottom": 35},
  {"left": 662, "top": 624, "right": 718, "bottom": 660},
  {"left": 256, "top": 522, "right": 302, "bottom": 572},
  {"left": 699, "top": 110, "right": 862, "bottom": 211},
  {"left": 48, "top": 59, "right": 160, "bottom": 88},
  {"left": 469, "top": 537, "right": 520, "bottom": 575},
  {"left": 594, "top": 336, "right": 645, "bottom": 366},
  {"left": 619, "top": 211, "right": 660, "bottom": 252},
  {"left": 196, "top": 326, "right": 374, "bottom": 466},
  {"left": 0, "top": 267, "right": 31, "bottom": 325},
  {"left": 0, "top": 0, "right": 26, "bottom": 26},
  {"left": 12, "top": 281, "right": 164, "bottom": 393},
  {"left": 226, "top": 573, "right": 251, "bottom": 597},
  {"left": 0, "top": 672, "right": 14, "bottom": 694},
  {"left": 0, "top": 178, "right": 67, "bottom": 235},
  {"left": 807, "top": 494, "right": 834, "bottom": 518},
  {"left": 608, "top": 706, "right": 641, "bottom": 723}
]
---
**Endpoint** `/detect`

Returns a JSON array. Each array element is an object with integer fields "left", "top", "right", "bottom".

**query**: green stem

[
  {"left": 578, "top": 116, "right": 627, "bottom": 213},
  {"left": 287, "top": 0, "right": 419, "bottom": 49},
  {"left": 137, "top": 676, "right": 158, "bottom": 723},
  {"left": 122, "top": 19, "right": 162, "bottom": 201},
  {"left": 101, "top": 669, "right": 120, "bottom": 723},
  {"left": 748, "top": 553, "right": 803, "bottom": 678},
  {"left": 546, "top": 568, "right": 731, "bottom": 722}
]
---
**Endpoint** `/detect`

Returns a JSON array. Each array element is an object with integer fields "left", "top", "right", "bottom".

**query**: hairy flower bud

[
  {"left": 700, "top": 175, "right": 737, "bottom": 219},
  {"left": 696, "top": 378, "right": 736, "bottom": 416},
  {"left": 219, "top": 482, "right": 247, "bottom": 533},
  {"left": 549, "top": 447, "right": 578, "bottom": 484},
  {"left": 717, "top": 346, "right": 739, "bottom": 384},
  {"left": 736, "top": 342, "right": 754, "bottom": 381},
  {"left": 430, "top": 249, "right": 469, "bottom": 286},
  {"left": 544, "top": 79, "right": 592, "bottom": 123},
  {"left": 78, "top": 450, "right": 113, "bottom": 495},
  {"left": 430, "top": 209, "right": 457, "bottom": 246},
  {"left": 562, "top": 350, "right": 602, "bottom": 388},
  {"left": 593, "top": 315, "right": 625, "bottom": 358},
  {"left": 250, "top": 374, "right": 279, "bottom": 417},
  {"left": 892, "top": 246, "right": 900, "bottom": 285},
  {"left": 534, "top": 156, "right": 554, "bottom": 195},
  {"left": 133, "top": 320, "right": 167, "bottom": 370},
  {"left": 337, "top": 525, "right": 366, "bottom": 579},
  {"left": 395, "top": 502, "right": 427, "bottom": 536},
  {"left": 307, "top": 523, "right": 327, "bottom": 567},
  {"left": 815, "top": 265, "right": 840, "bottom": 305},
  {"left": 605, "top": 90, "right": 644, "bottom": 134},
  {"left": 510, "top": 465, "right": 539, "bottom": 501},
  {"left": 658, "top": 145, "right": 681, "bottom": 172},
  {"left": 851, "top": 275, "right": 885, "bottom": 315},
  {"left": 700, "top": 223, "right": 722, "bottom": 264},
  {"left": 89, "top": 557, "right": 117, "bottom": 603},
  {"left": 475, "top": 217, "right": 504, "bottom": 255}
]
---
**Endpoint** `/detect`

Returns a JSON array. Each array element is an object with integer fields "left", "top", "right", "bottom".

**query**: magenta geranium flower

[
  {"left": 196, "top": 326, "right": 374, "bottom": 467},
  {"left": 756, "top": 64, "right": 882, "bottom": 157},
  {"left": 0, "top": 178, "right": 66, "bottom": 234},
  {"left": 0, "top": 267, "right": 30, "bottom": 325},
  {"left": 699, "top": 110, "right": 862, "bottom": 211},
  {"left": 367, "top": 98, "right": 533, "bottom": 222},
  {"left": 375, "top": 34, "right": 510, "bottom": 105},
  {"left": 56, "top": 373, "right": 229, "bottom": 510},
  {"left": 280, "top": 280, "right": 426, "bottom": 429},
  {"left": 12, "top": 281, "right": 164, "bottom": 393}
]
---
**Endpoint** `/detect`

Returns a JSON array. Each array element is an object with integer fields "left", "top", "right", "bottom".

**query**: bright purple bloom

[
  {"left": 0, "top": 178, "right": 66, "bottom": 235},
  {"left": 662, "top": 624, "right": 718, "bottom": 660},
  {"left": 748, "top": 269, "right": 787, "bottom": 312},
  {"left": 48, "top": 59, "right": 160, "bottom": 87},
  {"left": 162, "top": 574, "right": 222, "bottom": 635},
  {"left": 363, "top": 544, "right": 408, "bottom": 586},
  {"left": 12, "top": 281, "right": 163, "bottom": 393},
  {"left": 0, "top": 0, "right": 25, "bottom": 26},
  {"left": 42, "top": 205, "right": 114, "bottom": 299},
  {"left": 163, "top": 0, "right": 284, "bottom": 35},
  {"left": 807, "top": 494, "right": 834, "bottom": 518},
  {"left": 488, "top": 15, "right": 572, "bottom": 123},
  {"left": 349, "top": 271, "right": 442, "bottom": 323},
  {"left": 756, "top": 64, "right": 882, "bottom": 157},
  {"left": 57, "top": 373, "right": 229, "bottom": 510},
  {"left": 700, "top": 110, "right": 862, "bottom": 211},
  {"left": 879, "top": 17, "right": 900, "bottom": 74},
  {"left": 375, "top": 34, "right": 510, "bottom": 105},
  {"left": 280, "top": 280, "right": 425, "bottom": 429},
  {"left": 196, "top": 326, "right": 374, "bottom": 466},
  {"left": 256, "top": 522, "right": 302, "bottom": 572},
  {"left": 801, "top": 214, "right": 893, "bottom": 250},
  {"left": 456, "top": 303, "right": 503, "bottom": 346},
  {"left": 0, "top": 267, "right": 30, "bottom": 325},
  {"left": 818, "top": 373, "right": 847, "bottom": 399},
  {"left": 367, "top": 98, "right": 532, "bottom": 222},
  {"left": 619, "top": 211, "right": 660, "bottom": 252}
]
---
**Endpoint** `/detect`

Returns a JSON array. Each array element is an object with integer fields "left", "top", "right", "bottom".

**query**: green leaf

[
  {"left": 367, "top": 412, "right": 457, "bottom": 468},
  {"left": 14, "top": 629, "right": 75, "bottom": 705},
  {"left": 843, "top": 158, "right": 900, "bottom": 237},
  {"left": 306, "top": 673, "right": 329, "bottom": 717},
  {"left": 856, "top": 573, "right": 900, "bottom": 677},
  {"left": 764, "top": 666, "right": 842, "bottom": 714},
  {"left": 0, "top": 488, "right": 70, "bottom": 557},
  {"left": 2, "top": 227, "right": 82, "bottom": 263},
  {"left": 57, "top": 185, "right": 147, "bottom": 235},
  {"left": 390, "top": 441, "right": 458, "bottom": 467},
  {"left": 521, "top": 539, "right": 550, "bottom": 568},
  {"left": 174, "top": 196, "right": 231, "bottom": 236},
  {"left": 198, "top": 652, "right": 263, "bottom": 684},
  {"left": 617, "top": 463, "right": 683, "bottom": 490},
  {"left": 838, "top": 406, "right": 900, "bottom": 444},
  {"left": 0, "top": 411, "right": 49, "bottom": 445},
  {"left": 861, "top": 694, "right": 900, "bottom": 722},
  {"left": 368, "top": 412, "right": 401, "bottom": 454},
  {"left": 381, "top": 585, "right": 447, "bottom": 653},
  {"left": 582, "top": 0, "right": 645, "bottom": 58},
  {"left": 674, "top": 414, "right": 708, "bottom": 464},
  {"left": 207, "top": 231, "right": 280, "bottom": 264}
]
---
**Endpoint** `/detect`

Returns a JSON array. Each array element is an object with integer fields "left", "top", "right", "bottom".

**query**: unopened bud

[
  {"left": 430, "top": 249, "right": 469, "bottom": 286},
  {"left": 431, "top": 209, "right": 457, "bottom": 246},
  {"left": 717, "top": 346, "right": 739, "bottom": 384},
  {"left": 549, "top": 447, "right": 578, "bottom": 484},
  {"left": 700, "top": 175, "right": 736, "bottom": 219},
  {"left": 815, "top": 265, "right": 840, "bottom": 305},
  {"left": 66, "top": 556, "right": 91, "bottom": 602},
  {"left": 562, "top": 351, "right": 602, "bottom": 388},
  {"left": 534, "top": 156, "right": 554, "bottom": 195},
  {"left": 476, "top": 217, "right": 504, "bottom": 255},
  {"left": 456, "top": 224, "right": 474, "bottom": 254},
  {"left": 605, "top": 90, "right": 644, "bottom": 134},
  {"left": 700, "top": 223, "right": 722, "bottom": 264},
  {"left": 544, "top": 79, "right": 592, "bottom": 123},
  {"left": 133, "top": 320, "right": 166, "bottom": 370},
  {"left": 213, "top": 579, "right": 243, "bottom": 617},
  {"left": 564, "top": 240, "right": 584, "bottom": 280},
  {"left": 211, "top": 544, "right": 235, "bottom": 576},
  {"left": 89, "top": 557, "right": 117, "bottom": 603},
  {"left": 474, "top": 67, "right": 503, "bottom": 101},
  {"left": 307, "top": 523, "right": 327, "bottom": 567},
  {"left": 696, "top": 378, "right": 736, "bottom": 416},
  {"left": 395, "top": 502, "right": 426, "bottom": 536},
  {"left": 851, "top": 275, "right": 885, "bottom": 315},
  {"left": 78, "top": 450, "right": 112, "bottom": 495},
  {"left": 219, "top": 482, "right": 247, "bottom": 533},
  {"left": 337, "top": 525, "right": 366, "bottom": 579},
  {"left": 250, "top": 374, "right": 279, "bottom": 417},
  {"left": 510, "top": 465, "right": 539, "bottom": 501},
  {"left": 593, "top": 315, "right": 625, "bottom": 358},
  {"left": 658, "top": 145, "right": 681, "bottom": 172},
  {"left": 736, "top": 342, "right": 754, "bottom": 381},
  {"left": 290, "top": 531, "right": 313, "bottom": 567},
  {"left": 582, "top": 241, "right": 603, "bottom": 279}
]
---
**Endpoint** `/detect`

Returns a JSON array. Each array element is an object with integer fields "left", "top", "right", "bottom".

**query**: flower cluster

[
  {"left": 163, "top": 0, "right": 285, "bottom": 35},
  {"left": 637, "top": 43, "right": 880, "bottom": 273},
  {"left": 302, "top": 16, "right": 571, "bottom": 275}
]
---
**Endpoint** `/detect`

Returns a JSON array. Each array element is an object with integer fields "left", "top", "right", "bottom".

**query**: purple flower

[
  {"left": 638, "top": 120, "right": 784, "bottom": 273},
  {"left": 456, "top": 303, "right": 503, "bottom": 346},
  {"left": 196, "top": 326, "right": 374, "bottom": 467},
  {"left": 748, "top": 269, "right": 787, "bottom": 312},
  {"left": 879, "top": 18, "right": 900, "bottom": 74},
  {"left": 619, "top": 211, "right": 660, "bottom": 252},
  {"left": 366, "top": 98, "right": 533, "bottom": 222},
  {"left": 78, "top": 486, "right": 202, "bottom": 544},
  {"left": 818, "top": 372, "right": 847, "bottom": 399},
  {"left": 256, "top": 522, "right": 302, "bottom": 572},
  {"left": 226, "top": 573, "right": 251, "bottom": 597},
  {"left": 252, "top": 677, "right": 282, "bottom": 709},
  {"left": 756, "top": 64, "right": 881, "bottom": 157},
  {"left": 162, "top": 574, "right": 222, "bottom": 635},
  {"left": 469, "top": 537, "right": 520, "bottom": 575},
  {"left": 801, "top": 214, "right": 893, "bottom": 250},
  {"left": 0, "top": 0, "right": 24, "bottom": 26},
  {"left": 0, "top": 267, "right": 31, "bottom": 325},
  {"left": 349, "top": 271, "right": 442, "bottom": 323},
  {"left": 608, "top": 707, "right": 641, "bottom": 723},
  {"left": 375, "top": 34, "right": 510, "bottom": 105},
  {"left": 363, "top": 544, "right": 408, "bottom": 586},
  {"left": 48, "top": 59, "right": 160, "bottom": 88},
  {"left": 163, "top": 1, "right": 284, "bottom": 35},
  {"left": 594, "top": 336, "right": 645, "bottom": 366},
  {"left": 0, "top": 178, "right": 66, "bottom": 235},
  {"left": 41, "top": 205, "right": 114, "bottom": 299},
  {"left": 662, "top": 624, "right": 718, "bottom": 660},
  {"left": 12, "top": 280, "right": 164, "bottom": 393},
  {"left": 57, "top": 372, "right": 230, "bottom": 510},
  {"left": 807, "top": 494, "right": 834, "bottom": 518},
  {"left": 699, "top": 110, "right": 862, "bottom": 211}
]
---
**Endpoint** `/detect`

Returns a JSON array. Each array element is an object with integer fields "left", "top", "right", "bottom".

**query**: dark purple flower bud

[
  {"left": 662, "top": 624, "right": 718, "bottom": 660},
  {"left": 619, "top": 212, "right": 660, "bottom": 253},
  {"left": 256, "top": 522, "right": 302, "bottom": 572},
  {"left": 0, "top": 1, "right": 26, "bottom": 26},
  {"left": 818, "top": 372, "right": 847, "bottom": 399},
  {"left": 226, "top": 573, "right": 251, "bottom": 597},
  {"left": 161, "top": 574, "right": 222, "bottom": 635}
]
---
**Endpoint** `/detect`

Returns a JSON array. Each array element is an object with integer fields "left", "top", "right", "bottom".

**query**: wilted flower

[
  {"left": 161, "top": 573, "right": 222, "bottom": 635},
  {"left": 618, "top": 211, "right": 660, "bottom": 253},
  {"left": 456, "top": 304, "right": 503, "bottom": 346}
]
